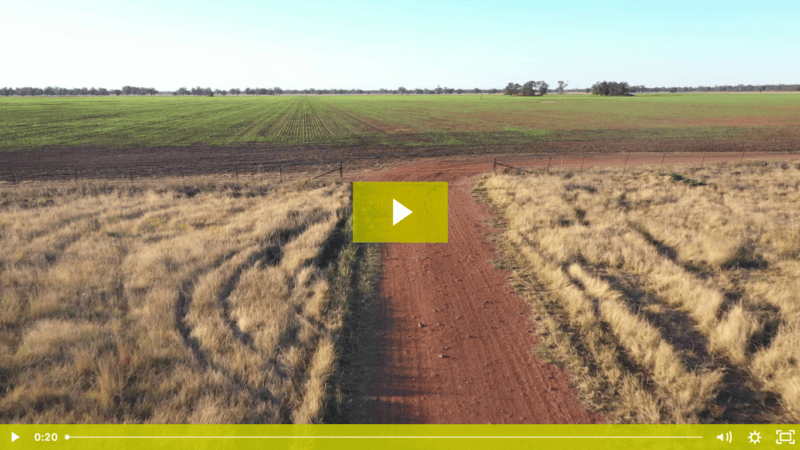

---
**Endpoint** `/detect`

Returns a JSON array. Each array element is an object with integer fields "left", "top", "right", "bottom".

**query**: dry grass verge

[
  {"left": 322, "top": 223, "right": 383, "bottom": 423},
  {"left": 0, "top": 176, "right": 352, "bottom": 423},
  {"left": 477, "top": 160, "right": 800, "bottom": 423}
]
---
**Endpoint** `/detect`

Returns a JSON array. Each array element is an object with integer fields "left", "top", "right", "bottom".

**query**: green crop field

[{"left": 1, "top": 94, "right": 799, "bottom": 151}]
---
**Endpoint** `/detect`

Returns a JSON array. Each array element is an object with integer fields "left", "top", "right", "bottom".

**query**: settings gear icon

[{"left": 749, "top": 431, "right": 761, "bottom": 444}]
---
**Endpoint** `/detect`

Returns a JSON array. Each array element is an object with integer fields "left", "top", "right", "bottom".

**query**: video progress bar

[{"left": 66, "top": 435, "right": 704, "bottom": 439}]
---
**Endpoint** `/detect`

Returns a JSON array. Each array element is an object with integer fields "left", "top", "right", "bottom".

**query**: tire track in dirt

[
  {"left": 174, "top": 250, "right": 240, "bottom": 369},
  {"left": 349, "top": 151, "right": 800, "bottom": 424},
  {"left": 175, "top": 219, "right": 327, "bottom": 364},
  {"left": 172, "top": 223, "right": 324, "bottom": 422}
]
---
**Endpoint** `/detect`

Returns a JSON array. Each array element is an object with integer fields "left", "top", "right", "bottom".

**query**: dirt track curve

[{"left": 349, "top": 151, "right": 800, "bottom": 424}]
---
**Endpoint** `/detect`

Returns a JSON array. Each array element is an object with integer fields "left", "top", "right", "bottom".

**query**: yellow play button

[{"left": 353, "top": 182, "right": 448, "bottom": 243}]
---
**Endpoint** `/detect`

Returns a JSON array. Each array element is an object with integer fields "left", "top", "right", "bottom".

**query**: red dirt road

[
  {"left": 354, "top": 156, "right": 596, "bottom": 424},
  {"left": 350, "top": 151, "right": 799, "bottom": 424}
]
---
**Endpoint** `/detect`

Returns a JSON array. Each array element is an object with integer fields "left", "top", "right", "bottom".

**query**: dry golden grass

[
  {"left": 480, "top": 160, "right": 800, "bottom": 423},
  {"left": 0, "top": 176, "right": 351, "bottom": 424}
]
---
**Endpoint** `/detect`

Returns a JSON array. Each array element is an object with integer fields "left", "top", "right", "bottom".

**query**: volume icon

[{"left": 717, "top": 431, "right": 732, "bottom": 443}]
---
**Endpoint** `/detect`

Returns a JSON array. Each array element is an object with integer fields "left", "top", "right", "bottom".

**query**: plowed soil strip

[{"left": 351, "top": 151, "right": 799, "bottom": 424}]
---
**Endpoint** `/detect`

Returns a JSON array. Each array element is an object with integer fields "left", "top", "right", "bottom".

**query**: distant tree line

[
  {"left": 3, "top": 82, "right": 800, "bottom": 97},
  {"left": 0, "top": 85, "right": 506, "bottom": 97},
  {"left": 586, "top": 82, "right": 800, "bottom": 95},
  {"left": 171, "top": 85, "right": 504, "bottom": 96},
  {"left": 503, "top": 81, "right": 550, "bottom": 96},
  {"left": 627, "top": 83, "right": 800, "bottom": 93},
  {"left": 0, "top": 86, "right": 158, "bottom": 96},
  {"left": 591, "top": 81, "right": 632, "bottom": 96}
]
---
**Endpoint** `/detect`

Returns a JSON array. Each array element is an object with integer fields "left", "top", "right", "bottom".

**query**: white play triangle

[
  {"left": 393, "top": 199, "right": 412, "bottom": 225},
  {"left": 11, "top": 432, "right": 19, "bottom": 443}
]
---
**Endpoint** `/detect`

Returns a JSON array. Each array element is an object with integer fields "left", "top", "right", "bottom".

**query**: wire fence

[
  {"left": 3, "top": 151, "right": 799, "bottom": 187},
  {"left": 492, "top": 150, "right": 800, "bottom": 175},
  {"left": 0, "top": 160, "right": 350, "bottom": 186}
]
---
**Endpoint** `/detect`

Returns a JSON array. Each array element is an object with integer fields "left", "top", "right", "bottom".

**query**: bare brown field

[
  {"left": 2, "top": 137, "right": 798, "bottom": 185},
  {"left": 479, "top": 160, "right": 800, "bottom": 423},
  {"left": 0, "top": 177, "right": 355, "bottom": 423}
]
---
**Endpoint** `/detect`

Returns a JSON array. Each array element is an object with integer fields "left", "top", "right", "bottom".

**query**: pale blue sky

[{"left": 3, "top": 0, "right": 798, "bottom": 90}]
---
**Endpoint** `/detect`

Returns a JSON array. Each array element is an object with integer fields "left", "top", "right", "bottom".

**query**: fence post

[
  {"left": 661, "top": 152, "right": 666, "bottom": 170},
  {"left": 130, "top": 169, "right": 133, "bottom": 184},
  {"left": 546, "top": 156, "right": 552, "bottom": 172},
  {"left": 623, "top": 153, "right": 629, "bottom": 172},
  {"left": 74, "top": 169, "right": 78, "bottom": 184},
  {"left": 340, "top": 161, "right": 343, "bottom": 181},
  {"left": 235, "top": 165, "right": 239, "bottom": 182},
  {"left": 493, "top": 158, "right": 496, "bottom": 174},
  {"left": 701, "top": 152, "right": 706, "bottom": 167},
  {"left": 740, "top": 149, "right": 745, "bottom": 161},
  {"left": 580, "top": 156, "right": 585, "bottom": 171},
  {"left": 560, "top": 155, "right": 563, "bottom": 171},
  {"left": 279, "top": 165, "right": 282, "bottom": 183}
]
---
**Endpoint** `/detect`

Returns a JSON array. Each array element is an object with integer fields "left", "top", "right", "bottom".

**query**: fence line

[
  {"left": 3, "top": 151, "right": 800, "bottom": 186},
  {"left": 0, "top": 161, "right": 346, "bottom": 185},
  {"left": 491, "top": 150, "right": 800, "bottom": 175},
  {"left": 305, "top": 162, "right": 343, "bottom": 183},
  {"left": 1, "top": 161, "right": 301, "bottom": 185},
  {"left": 493, "top": 158, "right": 534, "bottom": 174}
]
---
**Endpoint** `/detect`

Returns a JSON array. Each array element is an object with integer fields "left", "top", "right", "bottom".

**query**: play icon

[
  {"left": 11, "top": 432, "right": 19, "bottom": 442},
  {"left": 393, "top": 199, "right": 412, "bottom": 225},
  {"left": 353, "top": 182, "right": 448, "bottom": 243}
]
